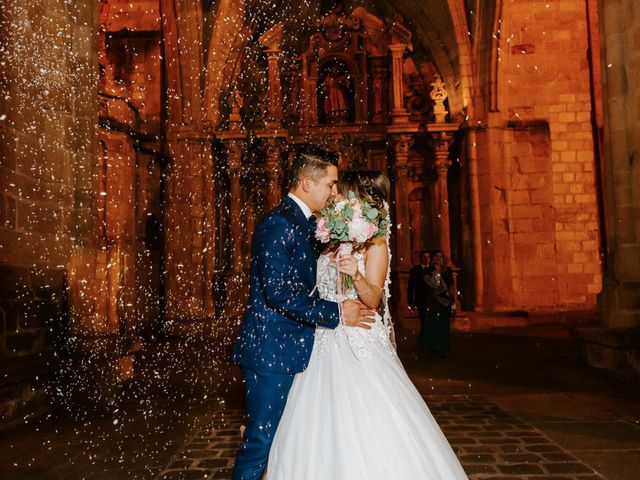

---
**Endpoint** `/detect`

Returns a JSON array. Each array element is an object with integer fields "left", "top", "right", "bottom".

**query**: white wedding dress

[{"left": 266, "top": 250, "right": 468, "bottom": 479}]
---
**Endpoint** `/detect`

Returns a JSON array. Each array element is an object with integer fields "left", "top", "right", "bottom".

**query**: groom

[{"left": 231, "top": 146, "right": 374, "bottom": 480}]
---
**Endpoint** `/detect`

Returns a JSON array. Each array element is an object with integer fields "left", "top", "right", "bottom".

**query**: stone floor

[
  {"left": 2, "top": 320, "right": 640, "bottom": 479},
  {"left": 154, "top": 396, "right": 604, "bottom": 480}
]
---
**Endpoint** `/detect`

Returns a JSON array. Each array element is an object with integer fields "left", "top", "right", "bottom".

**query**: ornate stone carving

[
  {"left": 228, "top": 85, "right": 244, "bottom": 130},
  {"left": 259, "top": 23, "right": 284, "bottom": 128},
  {"left": 430, "top": 74, "right": 449, "bottom": 123},
  {"left": 312, "top": 5, "right": 362, "bottom": 42},
  {"left": 391, "top": 134, "right": 414, "bottom": 160},
  {"left": 264, "top": 137, "right": 284, "bottom": 208}
]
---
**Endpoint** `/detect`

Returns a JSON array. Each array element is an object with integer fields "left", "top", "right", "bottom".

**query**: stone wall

[
  {"left": 474, "top": 0, "right": 603, "bottom": 313},
  {"left": 0, "top": 0, "right": 98, "bottom": 426}
]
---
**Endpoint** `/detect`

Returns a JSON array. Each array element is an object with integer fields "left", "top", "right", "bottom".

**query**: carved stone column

[
  {"left": 429, "top": 129, "right": 462, "bottom": 312},
  {"left": 391, "top": 134, "right": 413, "bottom": 269},
  {"left": 220, "top": 133, "right": 248, "bottom": 319},
  {"left": 370, "top": 56, "right": 387, "bottom": 124},
  {"left": 390, "top": 134, "right": 414, "bottom": 322},
  {"left": 225, "top": 138, "right": 244, "bottom": 274},
  {"left": 259, "top": 23, "right": 284, "bottom": 128},
  {"left": 432, "top": 132, "right": 454, "bottom": 260},
  {"left": 389, "top": 44, "right": 410, "bottom": 124},
  {"left": 265, "top": 137, "right": 284, "bottom": 209}
]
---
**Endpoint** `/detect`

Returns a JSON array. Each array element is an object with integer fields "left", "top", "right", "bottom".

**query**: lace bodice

[
  {"left": 315, "top": 249, "right": 395, "bottom": 360},
  {"left": 316, "top": 252, "right": 365, "bottom": 302}
]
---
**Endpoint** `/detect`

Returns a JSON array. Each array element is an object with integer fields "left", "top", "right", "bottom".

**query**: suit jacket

[
  {"left": 232, "top": 196, "right": 340, "bottom": 374},
  {"left": 408, "top": 264, "right": 429, "bottom": 307}
]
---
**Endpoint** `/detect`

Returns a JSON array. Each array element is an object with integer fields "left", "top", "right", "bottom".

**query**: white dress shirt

[{"left": 287, "top": 192, "right": 314, "bottom": 219}]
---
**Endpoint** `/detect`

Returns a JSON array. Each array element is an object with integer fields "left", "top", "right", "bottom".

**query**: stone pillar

[
  {"left": 466, "top": 127, "right": 484, "bottom": 310},
  {"left": 575, "top": 0, "right": 640, "bottom": 382},
  {"left": 259, "top": 23, "right": 284, "bottom": 128},
  {"left": 432, "top": 132, "right": 454, "bottom": 260},
  {"left": 390, "top": 134, "right": 414, "bottom": 321},
  {"left": 222, "top": 136, "right": 248, "bottom": 318},
  {"left": 164, "top": 133, "right": 216, "bottom": 336},
  {"left": 265, "top": 137, "right": 283, "bottom": 209},
  {"left": 225, "top": 139, "right": 244, "bottom": 273},
  {"left": 389, "top": 44, "right": 410, "bottom": 124},
  {"left": 428, "top": 126, "right": 462, "bottom": 311},
  {"left": 370, "top": 56, "right": 387, "bottom": 124},
  {"left": 597, "top": 0, "right": 640, "bottom": 329},
  {"left": 391, "top": 134, "right": 413, "bottom": 268},
  {"left": 265, "top": 50, "right": 282, "bottom": 127}
]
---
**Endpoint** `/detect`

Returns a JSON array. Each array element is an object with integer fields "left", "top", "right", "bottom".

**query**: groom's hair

[{"left": 289, "top": 146, "right": 339, "bottom": 188}]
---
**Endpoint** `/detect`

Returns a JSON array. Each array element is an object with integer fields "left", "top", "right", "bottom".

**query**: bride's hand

[{"left": 337, "top": 255, "right": 360, "bottom": 279}]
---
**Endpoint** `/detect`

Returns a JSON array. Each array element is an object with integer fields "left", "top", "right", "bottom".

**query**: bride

[{"left": 266, "top": 170, "right": 468, "bottom": 479}]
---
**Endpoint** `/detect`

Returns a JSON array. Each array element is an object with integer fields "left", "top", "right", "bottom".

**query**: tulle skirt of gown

[{"left": 266, "top": 317, "right": 468, "bottom": 480}]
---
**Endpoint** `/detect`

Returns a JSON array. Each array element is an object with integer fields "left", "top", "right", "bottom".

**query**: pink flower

[{"left": 315, "top": 216, "right": 331, "bottom": 243}]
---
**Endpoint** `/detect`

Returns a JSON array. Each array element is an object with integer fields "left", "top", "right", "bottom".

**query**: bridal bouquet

[{"left": 315, "top": 192, "right": 390, "bottom": 289}]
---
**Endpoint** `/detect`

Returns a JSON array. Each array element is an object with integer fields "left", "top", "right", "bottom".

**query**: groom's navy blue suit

[{"left": 232, "top": 195, "right": 340, "bottom": 480}]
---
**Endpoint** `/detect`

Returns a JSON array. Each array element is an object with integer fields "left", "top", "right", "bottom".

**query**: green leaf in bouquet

[
  {"left": 366, "top": 208, "right": 378, "bottom": 219},
  {"left": 348, "top": 191, "right": 356, "bottom": 200},
  {"left": 344, "top": 207, "right": 354, "bottom": 219}
]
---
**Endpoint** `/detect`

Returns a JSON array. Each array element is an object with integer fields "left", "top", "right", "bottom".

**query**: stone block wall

[{"left": 475, "top": 0, "right": 603, "bottom": 312}]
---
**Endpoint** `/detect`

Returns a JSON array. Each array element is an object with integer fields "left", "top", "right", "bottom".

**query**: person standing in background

[
  {"left": 422, "top": 250, "right": 454, "bottom": 358},
  {"left": 408, "top": 250, "right": 431, "bottom": 349}
]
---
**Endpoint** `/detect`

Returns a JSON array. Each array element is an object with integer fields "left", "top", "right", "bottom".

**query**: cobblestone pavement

[{"left": 155, "top": 395, "right": 603, "bottom": 480}]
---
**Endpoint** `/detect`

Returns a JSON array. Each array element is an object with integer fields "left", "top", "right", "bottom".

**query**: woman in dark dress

[{"left": 417, "top": 249, "right": 454, "bottom": 357}]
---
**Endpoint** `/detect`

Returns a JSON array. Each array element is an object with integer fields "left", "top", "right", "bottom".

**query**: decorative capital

[
  {"left": 388, "top": 16, "right": 412, "bottom": 46},
  {"left": 391, "top": 134, "right": 414, "bottom": 157},
  {"left": 265, "top": 137, "right": 284, "bottom": 165},
  {"left": 259, "top": 22, "right": 285, "bottom": 52},
  {"left": 225, "top": 138, "right": 244, "bottom": 170},
  {"left": 430, "top": 131, "right": 454, "bottom": 170}
]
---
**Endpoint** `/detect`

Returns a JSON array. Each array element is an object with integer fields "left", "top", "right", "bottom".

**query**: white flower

[
  {"left": 348, "top": 217, "right": 373, "bottom": 243},
  {"left": 334, "top": 199, "right": 348, "bottom": 211},
  {"left": 338, "top": 243, "right": 353, "bottom": 256}
]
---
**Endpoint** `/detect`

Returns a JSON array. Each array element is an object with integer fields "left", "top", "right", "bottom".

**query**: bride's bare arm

[{"left": 338, "top": 237, "right": 387, "bottom": 309}]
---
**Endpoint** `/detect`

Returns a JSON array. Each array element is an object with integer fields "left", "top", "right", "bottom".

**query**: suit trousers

[{"left": 232, "top": 367, "right": 295, "bottom": 480}]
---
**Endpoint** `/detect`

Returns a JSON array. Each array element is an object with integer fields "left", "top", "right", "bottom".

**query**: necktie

[{"left": 308, "top": 215, "right": 317, "bottom": 231}]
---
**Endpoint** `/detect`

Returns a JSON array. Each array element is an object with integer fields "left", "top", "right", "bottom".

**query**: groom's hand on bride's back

[{"left": 341, "top": 300, "right": 376, "bottom": 330}]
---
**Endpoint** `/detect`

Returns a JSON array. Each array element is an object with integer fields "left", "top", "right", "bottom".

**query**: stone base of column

[
  {"left": 573, "top": 326, "right": 640, "bottom": 383},
  {"left": 597, "top": 279, "right": 640, "bottom": 329},
  {"left": 391, "top": 111, "right": 410, "bottom": 124}
]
